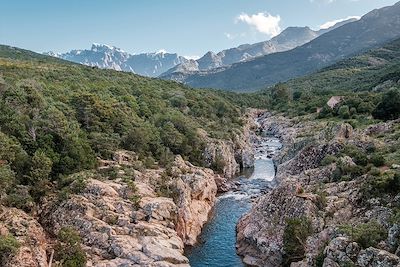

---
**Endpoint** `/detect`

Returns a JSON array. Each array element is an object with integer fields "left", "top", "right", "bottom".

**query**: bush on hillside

[
  {"left": 55, "top": 228, "right": 87, "bottom": 267},
  {"left": 283, "top": 217, "right": 313, "bottom": 266},
  {"left": 340, "top": 221, "right": 387, "bottom": 249},
  {"left": 0, "top": 234, "right": 20, "bottom": 264},
  {"left": 372, "top": 88, "right": 400, "bottom": 121}
]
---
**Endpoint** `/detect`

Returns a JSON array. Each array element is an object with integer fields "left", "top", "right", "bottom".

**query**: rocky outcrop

[
  {"left": 236, "top": 180, "right": 320, "bottom": 266},
  {"left": 236, "top": 113, "right": 395, "bottom": 267},
  {"left": 172, "top": 156, "right": 217, "bottom": 245},
  {"left": 36, "top": 154, "right": 219, "bottom": 266},
  {"left": 202, "top": 112, "right": 256, "bottom": 179},
  {"left": 322, "top": 237, "right": 400, "bottom": 267},
  {"left": 41, "top": 178, "right": 189, "bottom": 266},
  {"left": 203, "top": 139, "right": 241, "bottom": 178},
  {"left": 0, "top": 207, "right": 49, "bottom": 267}
]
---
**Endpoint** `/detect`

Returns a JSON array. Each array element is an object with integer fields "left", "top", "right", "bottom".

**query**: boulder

[{"left": 357, "top": 247, "right": 400, "bottom": 267}]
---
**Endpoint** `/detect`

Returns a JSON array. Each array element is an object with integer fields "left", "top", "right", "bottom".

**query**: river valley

[{"left": 186, "top": 125, "right": 282, "bottom": 267}]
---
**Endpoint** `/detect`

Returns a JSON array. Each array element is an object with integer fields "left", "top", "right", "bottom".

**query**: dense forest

[{"left": 0, "top": 44, "right": 245, "bottom": 206}]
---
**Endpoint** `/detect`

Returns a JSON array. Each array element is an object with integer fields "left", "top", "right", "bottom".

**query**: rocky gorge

[
  {"left": 2, "top": 109, "right": 400, "bottom": 267},
  {"left": 236, "top": 113, "right": 400, "bottom": 267},
  {"left": 0, "top": 112, "right": 257, "bottom": 267}
]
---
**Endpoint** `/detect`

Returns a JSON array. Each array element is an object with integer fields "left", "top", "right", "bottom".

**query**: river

[{"left": 185, "top": 133, "right": 282, "bottom": 267}]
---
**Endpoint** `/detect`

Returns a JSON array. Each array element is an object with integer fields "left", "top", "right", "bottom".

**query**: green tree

[
  {"left": 29, "top": 150, "right": 52, "bottom": 183},
  {"left": 0, "top": 234, "right": 20, "bottom": 264},
  {"left": 271, "top": 83, "right": 291, "bottom": 104},
  {"left": 293, "top": 91, "right": 302, "bottom": 101},
  {"left": 0, "top": 165, "right": 16, "bottom": 194},
  {"left": 372, "top": 88, "right": 400, "bottom": 120},
  {"left": 283, "top": 217, "right": 313, "bottom": 266},
  {"left": 338, "top": 105, "right": 350, "bottom": 119}
]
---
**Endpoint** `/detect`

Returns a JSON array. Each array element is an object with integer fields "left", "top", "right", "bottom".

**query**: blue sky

[{"left": 0, "top": 0, "right": 398, "bottom": 57}]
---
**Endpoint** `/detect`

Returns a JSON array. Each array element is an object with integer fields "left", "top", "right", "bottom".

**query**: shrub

[
  {"left": 344, "top": 145, "right": 368, "bottom": 166},
  {"left": 342, "top": 165, "right": 366, "bottom": 179},
  {"left": 362, "top": 171, "right": 400, "bottom": 197},
  {"left": 339, "top": 221, "right": 387, "bottom": 249},
  {"left": 369, "top": 154, "right": 386, "bottom": 167},
  {"left": 0, "top": 165, "right": 16, "bottom": 194},
  {"left": 55, "top": 228, "right": 87, "bottom": 267},
  {"left": 211, "top": 154, "right": 226, "bottom": 174},
  {"left": 0, "top": 234, "right": 20, "bottom": 263},
  {"left": 283, "top": 217, "right": 313, "bottom": 266},
  {"left": 318, "top": 105, "right": 333, "bottom": 119},
  {"left": 126, "top": 180, "right": 141, "bottom": 210},
  {"left": 271, "top": 83, "right": 291, "bottom": 104},
  {"left": 372, "top": 88, "right": 400, "bottom": 121},
  {"left": 143, "top": 156, "right": 157, "bottom": 169},
  {"left": 29, "top": 150, "right": 52, "bottom": 184},
  {"left": 321, "top": 155, "right": 337, "bottom": 166},
  {"left": 4, "top": 188, "right": 34, "bottom": 212},
  {"left": 339, "top": 105, "right": 351, "bottom": 119}
]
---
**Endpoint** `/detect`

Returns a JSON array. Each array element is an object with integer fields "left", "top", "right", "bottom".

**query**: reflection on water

[{"left": 186, "top": 137, "right": 281, "bottom": 267}]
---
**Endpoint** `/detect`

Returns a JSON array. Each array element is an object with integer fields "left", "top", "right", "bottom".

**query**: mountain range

[
  {"left": 161, "top": 2, "right": 400, "bottom": 92},
  {"left": 164, "top": 18, "right": 357, "bottom": 76},
  {"left": 45, "top": 44, "right": 190, "bottom": 77},
  {"left": 44, "top": 19, "right": 356, "bottom": 79}
]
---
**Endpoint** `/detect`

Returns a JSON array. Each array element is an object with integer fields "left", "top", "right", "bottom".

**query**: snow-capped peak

[
  {"left": 91, "top": 43, "right": 125, "bottom": 53},
  {"left": 156, "top": 49, "right": 168, "bottom": 55}
]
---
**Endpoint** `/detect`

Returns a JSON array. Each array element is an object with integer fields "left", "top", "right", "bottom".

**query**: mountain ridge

[
  {"left": 44, "top": 43, "right": 190, "bottom": 77},
  {"left": 161, "top": 19, "right": 357, "bottom": 77},
  {"left": 161, "top": 2, "right": 400, "bottom": 92}
]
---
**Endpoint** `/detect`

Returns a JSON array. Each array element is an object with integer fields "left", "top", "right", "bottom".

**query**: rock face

[
  {"left": 236, "top": 180, "right": 319, "bottom": 266},
  {"left": 203, "top": 113, "right": 255, "bottom": 179},
  {"left": 173, "top": 156, "right": 217, "bottom": 245},
  {"left": 0, "top": 207, "right": 49, "bottom": 267},
  {"left": 323, "top": 237, "right": 400, "bottom": 267},
  {"left": 236, "top": 113, "right": 400, "bottom": 267},
  {"left": 38, "top": 154, "right": 220, "bottom": 266}
]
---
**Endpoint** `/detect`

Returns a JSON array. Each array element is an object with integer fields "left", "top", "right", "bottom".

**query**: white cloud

[
  {"left": 319, "top": 15, "right": 361, "bottom": 29},
  {"left": 236, "top": 12, "right": 281, "bottom": 37}
]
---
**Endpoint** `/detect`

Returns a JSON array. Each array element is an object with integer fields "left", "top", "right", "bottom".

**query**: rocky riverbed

[
  {"left": 186, "top": 125, "right": 282, "bottom": 267},
  {"left": 236, "top": 112, "right": 400, "bottom": 267}
]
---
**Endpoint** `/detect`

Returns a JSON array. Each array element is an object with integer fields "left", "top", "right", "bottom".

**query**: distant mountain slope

[
  {"left": 162, "top": 19, "right": 357, "bottom": 77},
  {"left": 163, "top": 2, "right": 400, "bottom": 92},
  {"left": 45, "top": 44, "right": 190, "bottom": 77},
  {"left": 284, "top": 37, "right": 400, "bottom": 93}
]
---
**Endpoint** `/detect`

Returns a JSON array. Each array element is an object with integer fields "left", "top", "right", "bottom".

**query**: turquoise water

[{"left": 186, "top": 138, "right": 281, "bottom": 267}]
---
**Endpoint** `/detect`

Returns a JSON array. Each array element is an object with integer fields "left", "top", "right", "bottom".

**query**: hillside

[
  {"left": 162, "top": 1, "right": 400, "bottom": 92},
  {"left": 284, "top": 38, "right": 400, "bottom": 93},
  {"left": 0, "top": 44, "right": 248, "bottom": 185}
]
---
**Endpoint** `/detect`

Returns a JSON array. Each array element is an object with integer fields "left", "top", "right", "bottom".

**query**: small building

[{"left": 327, "top": 96, "right": 344, "bottom": 109}]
